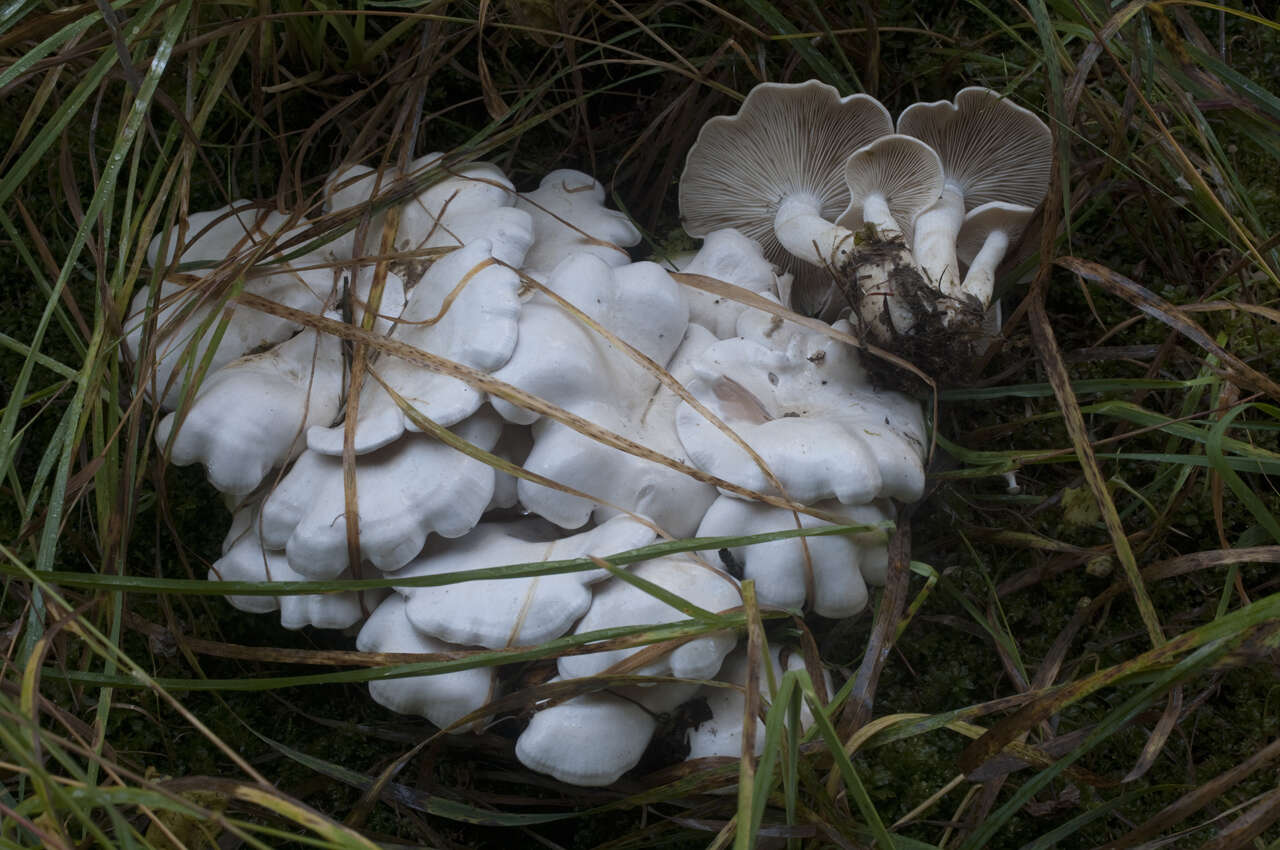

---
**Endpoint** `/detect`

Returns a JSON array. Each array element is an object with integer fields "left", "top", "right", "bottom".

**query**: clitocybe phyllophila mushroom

[
  {"left": 356, "top": 594, "right": 497, "bottom": 732},
  {"left": 515, "top": 169, "right": 642, "bottom": 280},
  {"left": 954, "top": 201, "right": 1038, "bottom": 308},
  {"left": 156, "top": 324, "right": 343, "bottom": 496},
  {"left": 514, "top": 322, "right": 719, "bottom": 538},
  {"left": 212, "top": 505, "right": 388, "bottom": 631},
  {"left": 675, "top": 316, "right": 927, "bottom": 506},
  {"left": 686, "top": 644, "right": 832, "bottom": 761},
  {"left": 306, "top": 239, "right": 522, "bottom": 456},
  {"left": 259, "top": 407, "right": 503, "bottom": 578},
  {"left": 515, "top": 678, "right": 699, "bottom": 786},
  {"left": 670, "top": 228, "right": 787, "bottom": 339},
  {"left": 680, "top": 80, "right": 891, "bottom": 314},
  {"left": 835, "top": 135, "right": 945, "bottom": 336},
  {"left": 558, "top": 557, "right": 741, "bottom": 682},
  {"left": 323, "top": 156, "right": 534, "bottom": 267},
  {"left": 125, "top": 202, "right": 333, "bottom": 409},
  {"left": 697, "top": 496, "right": 891, "bottom": 618},
  {"left": 390, "top": 517, "right": 657, "bottom": 650},
  {"left": 897, "top": 87, "right": 1051, "bottom": 305}
]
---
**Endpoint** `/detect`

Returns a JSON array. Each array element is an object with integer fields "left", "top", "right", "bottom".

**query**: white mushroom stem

[
  {"left": 860, "top": 193, "right": 902, "bottom": 241},
  {"left": 910, "top": 185, "right": 966, "bottom": 294},
  {"left": 960, "top": 228, "right": 1011, "bottom": 307},
  {"left": 773, "top": 195, "right": 854, "bottom": 269}
]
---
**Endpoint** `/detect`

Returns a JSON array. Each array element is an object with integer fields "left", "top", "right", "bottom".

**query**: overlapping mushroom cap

[
  {"left": 514, "top": 323, "right": 719, "bottom": 537},
  {"left": 897, "top": 87, "right": 1051, "bottom": 298},
  {"left": 515, "top": 678, "right": 699, "bottom": 786},
  {"left": 516, "top": 169, "right": 642, "bottom": 279},
  {"left": 686, "top": 644, "right": 831, "bottom": 760},
  {"left": 124, "top": 202, "right": 334, "bottom": 409},
  {"left": 356, "top": 594, "right": 497, "bottom": 733},
  {"left": 390, "top": 517, "right": 657, "bottom": 650},
  {"left": 323, "top": 156, "right": 534, "bottom": 266},
  {"left": 697, "top": 496, "right": 891, "bottom": 618},
  {"left": 671, "top": 228, "right": 786, "bottom": 339},
  {"left": 259, "top": 407, "right": 503, "bottom": 578},
  {"left": 675, "top": 315, "right": 927, "bottom": 505},
  {"left": 679, "top": 80, "right": 891, "bottom": 315},
  {"left": 211, "top": 505, "right": 389, "bottom": 631},
  {"left": 156, "top": 324, "right": 344, "bottom": 495},
  {"left": 306, "top": 239, "right": 522, "bottom": 455},
  {"left": 558, "top": 556, "right": 741, "bottom": 681}
]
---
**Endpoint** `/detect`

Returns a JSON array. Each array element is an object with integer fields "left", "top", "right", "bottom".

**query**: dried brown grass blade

[
  {"left": 1059, "top": 257, "right": 1280, "bottom": 399},
  {"left": 1027, "top": 265, "right": 1165, "bottom": 649},
  {"left": 1097, "top": 734, "right": 1280, "bottom": 849}
]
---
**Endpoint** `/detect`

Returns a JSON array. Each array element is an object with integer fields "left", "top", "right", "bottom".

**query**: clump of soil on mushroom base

[{"left": 829, "top": 231, "right": 992, "bottom": 390}]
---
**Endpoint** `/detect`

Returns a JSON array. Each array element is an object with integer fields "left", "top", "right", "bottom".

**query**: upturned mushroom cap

[
  {"left": 896, "top": 88, "right": 1050, "bottom": 300},
  {"left": 356, "top": 595, "right": 497, "bottom": 732},
  {"left": 156, "top": 325, "right": 343, "bottom": 495},
  {"left": 955, "top": 201, "right": 1037, "bottom": 267},
  {"left": 896, "top": 87, "right": 1051, "bottom": 211},
  {"left": 696, "top": 496, "right": 891, "bottom": 618},
  {"left": 514, "top": 323, "right": 719, "bottom": 536},
  {"left": 679, "top": 81, "right": 891, "bottom": 315},
  {"left": 306, "top": 239, "right": 521, "bottom": 455},
  {"left": 259, "top": 408, "right": 502, "bottom": 578},
  {"left": 558, "top": 557, "right": 741, "bottom": 681},
  {"left": 837, "top": 134, "right": 945, "bottom": 242},
  {"left": 211, "top": 505, "right": 388, "bottom": 630},
  {"left": 515, "top": 169, "right": 642, "bottom": 279},
  {"left": 390, "top": 517, "right": 657, "bottom": 650}
]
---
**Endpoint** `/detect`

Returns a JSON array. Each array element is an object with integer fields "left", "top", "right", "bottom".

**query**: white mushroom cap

[
  {"left": 679, "top": 81, "right": 891, "bottom": 314},
  {"left": 696, "top": 496, "right": 891, "bottom": 618},
  {"left": 686, "top": 644, "right": 830, "bottom": 761},
  {"left": 897, "top": 87, "right": 1051, "bottom": 298},
  {"left": 514, "top": 323, "right": 719, "bottom": 536},
  {"left": 671, "top": 229, "right": 783, "bottom": 338},
  {"left": 306, "top": 239, "right": 521, "bottom": 455},
  {"left": 125, "top": 203, "right": 335, "bottom": 409},
  {"left": 490, "top": 255, "right": 689, "bottom": 425},
  {"left": 897, "top": 88, "right": 1052, "bottom": 210},
  {"left": 837, "top": 134, "right": 945, "bottom": 243},
  {"left": 515, "top": 169, "right": 642, "bottom": 279},
  {"left": 211, "top": 505, "right": 388, "bottom": 630},
  {"left": 259, "top": 407, "right": 502, "bottom": 578},
  {"left": 323, "top": 157, "right": 534, "bottom": 267},
  {"left": 356, "top": 594, "right": 497, "bottom": 733},
  {"left": 145, "top": 202, "right": 307, "bottom": 269},
  {"left": 955, "top": 201, "right": 1036, "bottom": 306},
  {"left": 399, "top": 155, "right": 534, "bottom": 267},
  {"left": 390, "top": 517, "right": 657, "bottom": 650},
  {"left": 156, "top": 325, "right": 343, "bottom": 495},
  {"left": 674, "top": 320, "right": 927, "bottom": 505},
  {"left": 514, "top": 679, "right": 697, "bottom": 786},
  {"left": 558, "top": 557, "right": 741, "bottom": 681}
]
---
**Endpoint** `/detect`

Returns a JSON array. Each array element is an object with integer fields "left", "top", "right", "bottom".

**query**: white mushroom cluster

[
  {"left": 680, "top": 82, "right": 1051, "bottom": 358},
  {"left": 135, "top": 84, "right": 965, "bottom": 786}
]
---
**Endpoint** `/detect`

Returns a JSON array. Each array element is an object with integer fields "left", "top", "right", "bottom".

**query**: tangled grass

[{"left": 2, "top": 1, "right": 1279, "bottom": 847}]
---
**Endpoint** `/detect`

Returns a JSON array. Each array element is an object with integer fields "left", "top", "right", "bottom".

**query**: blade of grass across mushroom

[
  {"left": 240, "top": 270, "right": 852, "bottom": 522},
  {"left": 511, "top": 269, "right": 798, "bottom": 513},
  {"left": 672, "top": 271, "right": 941, "bottom": 475}
]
